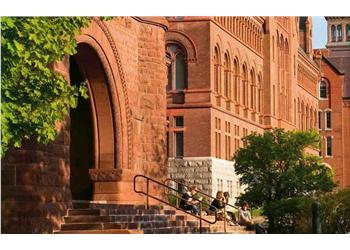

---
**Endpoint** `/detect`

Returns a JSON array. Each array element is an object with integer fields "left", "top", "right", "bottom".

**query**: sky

[{"left": 312, "top": 16, "right": 328, "bottom": 49}]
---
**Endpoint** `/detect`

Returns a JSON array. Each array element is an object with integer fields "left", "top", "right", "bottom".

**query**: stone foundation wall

[
  {"left": 168, "top": 157, "right": 242, "bottom": 205},
  {"left": 1, "top": 122, "right": 71, "bottom": 233}
]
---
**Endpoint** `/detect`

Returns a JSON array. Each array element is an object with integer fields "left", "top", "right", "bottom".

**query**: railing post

[
  {"left": 176, "top": 181, "right": 179, "bottom": 208},
  {"left": 312, "top": 201, "right": 321, "bottom": 234},
  {"left": 146, "top": 178, "right": 149, "bottom": 210},
  {"left": 224, "top": 206, "right": 227, "bottom": 233},
  {"left": 199, "top": 203, "right": 202, "bottom": 234}
]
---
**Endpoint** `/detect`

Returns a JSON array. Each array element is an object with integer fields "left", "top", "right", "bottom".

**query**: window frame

[
  {"left": 166, "top": 43, "right": 188, "bottom": 92},
  {"left": 331, "top": 25, "right": 336, "bottom": 42},
  {"left": 325, "top": 109, "right": 332, "bottom": 130},
  {"left": 174, "top": 131, "right": 184, "bottom": 158},
  {"left": 337, "top": 24, "right": 343, "bottom": 42},
  {"left": 174, "top": 116, "right": 184, "bottom": 128},
  {"left": 326, "top": 136, "right": 333, "bottom": 157},
  {"left": 319, "top": 80, "right": 328, "bottom": 99}
]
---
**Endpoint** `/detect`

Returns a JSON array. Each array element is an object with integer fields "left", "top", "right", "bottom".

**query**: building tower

[{"left": 316, "top": 17, "right": 350, "bottom": 187}]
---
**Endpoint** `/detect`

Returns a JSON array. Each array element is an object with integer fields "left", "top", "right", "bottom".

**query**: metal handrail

[
  {"left": 164, "top": 178, "right": 241, "bottom": 232},
  {"left": 133, "top": 174, "right": 218, "bottom": 233}
]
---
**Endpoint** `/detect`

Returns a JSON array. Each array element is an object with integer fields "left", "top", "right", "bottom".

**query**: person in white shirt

[{"left": 239, "top": 201, "right": 267, "bottom": 234}]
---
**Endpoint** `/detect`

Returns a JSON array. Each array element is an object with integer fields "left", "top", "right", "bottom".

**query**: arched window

[
  {"left": 233, "top": 58, "right": 239, "bottom": 102},
  {"left": 166, "top": 52, "right": 171, "bottom": 92},
  {"left": 250, "top": 69, "right": 256, "bottom": 109},
  {"left": 223, "top": 53, "right": 230, "bottom": 98},
  {"left": 346, "top": 24, "right": 350, "bottom": 41},
  {"left": 258, "top": 74, "right": 263, "bottom": 113},
  {"left": 214, "top": 46, "right": 220, "bottom": 93},
  {"left": 166, "top": 44, "right": 187, "bottom": 91},
  {"left": 337, "top": 24, "right": 343, "bottom": 42},
  {"left": 331, "top": 25, "right": 336, "bottom": 42},
  {"left": 320, "top": 80, "right": 328, "bottom": 99},
  {"left": 242, "top": 64, "right": 248, "bottom": 106}
]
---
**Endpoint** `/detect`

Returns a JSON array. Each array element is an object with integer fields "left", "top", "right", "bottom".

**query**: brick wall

[{"left": 1, "top": 17, "right": 169, "bottom": 233}]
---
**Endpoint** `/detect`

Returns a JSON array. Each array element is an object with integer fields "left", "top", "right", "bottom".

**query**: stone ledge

[{"left": 89, "top": 169, "right": 122, "bottom": 182}]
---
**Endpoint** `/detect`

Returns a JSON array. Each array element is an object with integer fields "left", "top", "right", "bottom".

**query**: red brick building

[
  {"left": 166, "top": 17, "right": 320, "bottom": 201},
  {"left": 1, "top": 16, "right": 322, "bottom": 233},
  {"left": 1, "top": 17, "right": 170, "bottom": 233},
  {"left": 314, "top": 17, "right": 350, "bottom": 187}
]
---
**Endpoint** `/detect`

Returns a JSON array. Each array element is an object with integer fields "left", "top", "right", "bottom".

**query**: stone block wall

[
  {"left": 168, "top": 157, "right": 242, "bottom": 205},
  {"left": 1, "top": 17, "right": 169, "bottom": 233},
  {"left": 1, "top": 123, "right": 71, "bottom": 233}
]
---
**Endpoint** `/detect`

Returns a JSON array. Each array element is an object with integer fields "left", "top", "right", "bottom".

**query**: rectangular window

[
  {"left": 227, "top": 180, "right": 233, "bottom": 197},
  {"left": 174, "top": 116, "right": 184, "bottom": 128},
  {"left": 326, "top": 137, "right": 332, "bottom": 157},
  {"left": 243, "top": 128, "right": 248, "bottom": 147},
  {"left": 225, "top": 121, "right": 231, "bottom": 160},
  {"left": 318, "top": 111, "right": 322, "bottom": 130},
  {"left": 215, "top": 118, "right": 222, "bottom": 159},
  {"left": 217, "top": 179, "right": 223, "bottom": 192},
  {"left": 325, "top": 111, "right": 331, "bottom": 129},
  {"left": 174, "top": 132, "right": 184, "bottom": 158}
]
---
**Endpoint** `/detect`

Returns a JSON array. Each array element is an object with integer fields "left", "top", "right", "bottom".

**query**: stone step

[
  {"left": 64, "top": 215, "right": 112, "bottom": 223},
  {"left": 98, "top": 208, "right": 163, "bottom": 216},
  {"left": 72, "top": 201, "right": 91, "bottom": 209},
  {"left": 61, "top": 222, "right": 104, "bottom": 231},
  {"left": 143, "top": 226, "right": 196, "bottom": 234},
  {"left": 58, "top": 203, "right": 252, "bottom": 234},
  {"left": 68, "top": 209, "right": 100, "bottom": 216},
  {"left": 55, "top": 229, "right": 143, "bottom": 234}
]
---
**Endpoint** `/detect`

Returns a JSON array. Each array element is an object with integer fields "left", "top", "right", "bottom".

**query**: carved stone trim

[
  {"left": 89, "top": 169, "right": 122, "bottom": 182},
  {"left": 93, "top": 18, "right": 133, "bottom": 169},
  {"left": 166, "top": 30, "right": 198, "bottom": 62}
]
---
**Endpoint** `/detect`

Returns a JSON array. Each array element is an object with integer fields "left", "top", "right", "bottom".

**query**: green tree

[
  {"left": 1, "top": 17, "right": 94, "bottom": 156},
  {"left": 233, "top": 128, "right": 336, "bottom": 232}
]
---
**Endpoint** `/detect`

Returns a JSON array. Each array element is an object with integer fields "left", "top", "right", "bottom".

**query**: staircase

[{"left": 55, "top": 201, "right": 252, "bottom": 234}]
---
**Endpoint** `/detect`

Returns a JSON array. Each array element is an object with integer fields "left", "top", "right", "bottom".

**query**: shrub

[
  {"left": 263, "top": 197, "right": 313, "bottom": 233},
  {"left": 262, "top": 188, "right": 350, "bottom": 233},
  {"left": 319, "top": 188, "right": 350, "bottom": 233}
]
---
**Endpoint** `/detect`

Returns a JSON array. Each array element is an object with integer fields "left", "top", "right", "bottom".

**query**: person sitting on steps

[
  {"left": 179, "top": 186, "right": 200, "bottom": 215},
  {"left": 223, "top": 191, "right": 238, "bottom": 224},
  {"left": 209, "top": 191, "right": 235, "bottom": 226},
  {"left": 238, "top": 201, "right": 267, "bottom": 234}
]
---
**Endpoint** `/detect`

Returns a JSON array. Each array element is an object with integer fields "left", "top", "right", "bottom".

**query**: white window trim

[
  {"left": 325, "top": 135, "right": 334, "bottom": 158},
  {"left": 324, "top": 109, "right": 332, "bottom": 131}
]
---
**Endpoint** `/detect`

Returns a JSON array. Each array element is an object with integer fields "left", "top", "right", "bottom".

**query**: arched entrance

[{"left": 69, "top": 43, "right": 116, "bottom": 200}]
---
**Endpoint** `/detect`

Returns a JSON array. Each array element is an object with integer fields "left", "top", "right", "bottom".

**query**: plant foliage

[
  {"left": 1, "top": 17, "right": 93, "bottom": 156},
  {"left": 233, "top": 128, "right": 336, "bottom": 232}
]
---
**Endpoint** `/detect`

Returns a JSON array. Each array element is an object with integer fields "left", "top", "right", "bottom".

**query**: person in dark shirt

[
  {"left": 179, "top": 186, "right": 200, "bottom": 215},
  {"left": 209, "top": 191, "right": 225, "bottom": 213}
]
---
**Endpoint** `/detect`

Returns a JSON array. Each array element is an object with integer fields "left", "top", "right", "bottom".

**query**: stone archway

[
  {"left": 70, "top": 42, "right": 119, "bottom": 201},
  {"left": 69, "top": 43, "right": 116, "bottom": 200}
]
